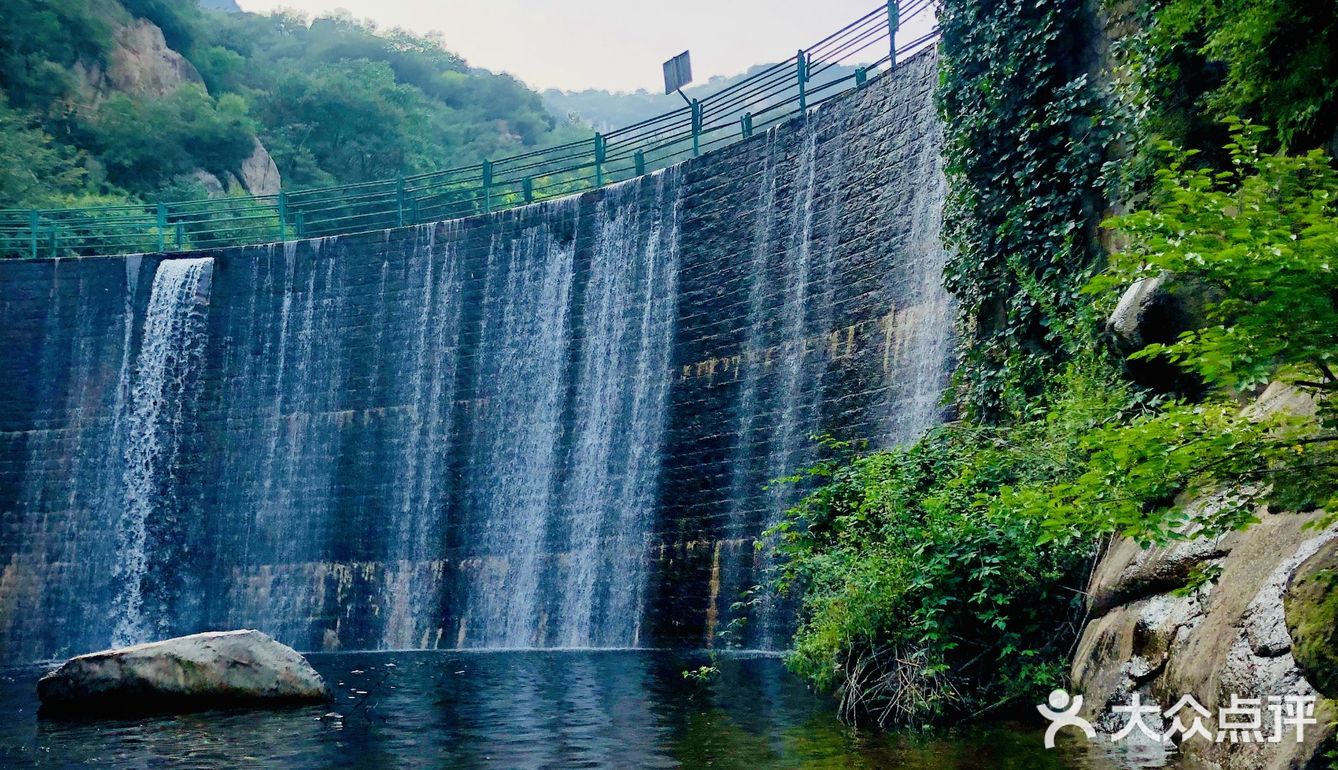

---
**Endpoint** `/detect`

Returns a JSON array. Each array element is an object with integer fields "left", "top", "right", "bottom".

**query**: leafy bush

[
  {"left": 771, "top": 358, "right": 1131, "bottom": 726},
  {"left": 122, "top": 0, "right": 202, "bottom": 54},
  {"left": 1036, "top": 127, "right": 1338, "bottom": 544},
  {"left": 81, "top": 85, "right": 254, "bottom": 195},
  {"left": 1132, "top": 0, "right": 1338, "bottom": 152},
  {"left": 0, "top": 0, "right": 112, "bottom": 110},
  {"left": 775, "top": 129, "right": 1338, "bottom": 727},
  {"left": 0, "top": 94, "right": 88, "bottom": 206},
  {"left": 936, "top": 0, "right": 1108, "bottom": 420}
]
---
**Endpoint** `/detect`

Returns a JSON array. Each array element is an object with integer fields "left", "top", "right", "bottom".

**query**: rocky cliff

[
  {"left": 74, "top": 11, "right": 280, "bottom": 197},
  {"left": 1072, "top": 376, "right": 1337, "bottom": 766}
]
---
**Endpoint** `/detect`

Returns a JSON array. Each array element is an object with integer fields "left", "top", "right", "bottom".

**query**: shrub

[{"left": 771, "top": 357, "right": 1130, "bottom": 726}]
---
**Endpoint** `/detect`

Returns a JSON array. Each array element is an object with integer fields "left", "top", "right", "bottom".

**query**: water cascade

[
  {"left": 0, "top": 52, "right": 951, "bottom": 661},
  {"left": 112, "top": 257, "right": 215, "bottom": 646}
]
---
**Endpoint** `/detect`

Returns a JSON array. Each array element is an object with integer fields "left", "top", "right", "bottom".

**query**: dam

[{"left": 0, "top": 50, "right": 951, "bottom": 662}]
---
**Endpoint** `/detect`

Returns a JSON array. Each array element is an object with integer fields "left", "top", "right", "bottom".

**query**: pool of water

[{"left": 0, "top": 650, "right": 1169, "bottom": 768}]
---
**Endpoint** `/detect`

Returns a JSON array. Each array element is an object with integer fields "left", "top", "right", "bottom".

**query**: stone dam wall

[{"left": 0, "top": 50, "right": 951, "bottom": 661}]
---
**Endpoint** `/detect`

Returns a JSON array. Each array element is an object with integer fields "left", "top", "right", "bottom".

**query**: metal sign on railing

[
  {"left": 663, "top": 51, "right": 693, "bottom": 95},
  {"left": 0, "top": 1, "right": 940, "bottom": 259}
]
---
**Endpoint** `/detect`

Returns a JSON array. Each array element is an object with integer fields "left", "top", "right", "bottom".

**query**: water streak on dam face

[
  {"left": 112, "top": 257, "right": 214, "bottom": 646},
  {"left": 0, "top": 52, "right": 953, "bottom": 660}
]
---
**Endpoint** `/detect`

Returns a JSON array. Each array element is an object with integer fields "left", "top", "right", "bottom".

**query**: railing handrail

[{"left": 0, "top": 2, "right": 939, "bottom": 259}]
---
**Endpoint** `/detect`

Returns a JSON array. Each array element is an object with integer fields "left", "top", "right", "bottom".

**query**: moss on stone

[{"left": 1285, "top": 541, "right": 1338, "bottom": 698}]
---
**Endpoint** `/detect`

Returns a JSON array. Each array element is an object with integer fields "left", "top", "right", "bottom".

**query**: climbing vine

[{"left": 937, "top": 0, "right": 1109, "bottom": 420}]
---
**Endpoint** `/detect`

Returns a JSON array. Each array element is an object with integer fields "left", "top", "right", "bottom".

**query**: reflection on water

[{"left": 0, "top": 651, "right": 1167, "bottom": 769}]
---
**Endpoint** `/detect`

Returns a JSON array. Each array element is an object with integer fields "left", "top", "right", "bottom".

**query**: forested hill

[
  {"left": 0, "top": 0, "right": 585, "bottom": 210},
  {"left": 544, "top": 63, "right": 859, "bottom": 132}
]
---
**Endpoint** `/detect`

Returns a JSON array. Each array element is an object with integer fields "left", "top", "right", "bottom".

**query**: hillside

[
  {"left": 544, "top": 63, "right": 860, "bottom": 132},
  {"left": 0, "top": 0, "right": 585, "bottom": 210}
]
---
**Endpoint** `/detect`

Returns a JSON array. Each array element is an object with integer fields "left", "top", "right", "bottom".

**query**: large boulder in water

[{"left": 37, "top": 630, "right": 329, "bottom": 716}]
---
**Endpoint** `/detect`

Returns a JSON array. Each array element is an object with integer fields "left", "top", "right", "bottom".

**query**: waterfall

[
  {"left": 382, "top": 222, "right": 465, "bottom": 650},
  {"left": 713, "top": 117, "right": 836, "bottom": 650},
  {"left": 556, "top": 170, "right": 682, "bottom": 648},
  {"left": 459, "top": 200, "right": 579, "bottom": 648},
  {"left": 0, "top": 51, "right": 953, "bottom": 661},
  {"left": 112, "top": 257, "right": 214, "bottom": 646},
  {"left": 457, "top": 172, "right": 683, "bottom": 649}
]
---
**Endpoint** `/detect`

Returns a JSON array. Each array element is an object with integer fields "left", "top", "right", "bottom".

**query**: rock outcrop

[
  {"left": 1073, "top": 511, "right": 1336, "bottom": 768},
  {"left": 1108, "top": 273, "right": 1216, "bottom": 397},
  {"left": 73, "top": 13, "right": 282, "bottom": 198},
  {"left": 37, "top": 630, "right": 329, "bottom": 716},
  {"left": 76, "top": 18, "right": 204, "bottom": 104},
  {"left": 1287, "top": 541, "right": 1338, "bottom": 701},
  {"left": 239, "top": 138, "right": 282, "bottom": 196},
  {"left": 1071, "top": 385, "right": 1336, "bottom": 768}
]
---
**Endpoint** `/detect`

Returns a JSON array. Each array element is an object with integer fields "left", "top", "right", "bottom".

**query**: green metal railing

[{"left": 0, "top": 1, "right": 939, "bottom": 259}]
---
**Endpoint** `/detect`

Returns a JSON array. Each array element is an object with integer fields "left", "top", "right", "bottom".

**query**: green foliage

[
  {"left": 0, "top": 0, "right": 114, "bottom": 110},
  {"left": 683, "top": 653, "right": 722, "bottom": 684},
  {"left": 1098, "top": 125, "right": 1338, "bottom": 391},
  {"left": 0, "top": 94, "right": 89, "bottom": 206},
  {"left": 1172, "top": 563, "right": 1224, "bottom": 597},
  {"left": 81, "top": 85, "right": 253, "bottom": 194},
  {"left": 197, "top": 9, "right": 582, "bottom": 188},
  {"left": 771, "top": 358, "right": 1130, "bottom": 726},
  {"left": 122, "top": 0, "right": 203, "bottom": 53},
  {"left": 936, "top": 0, "right": 1108, "bottom": 420},
  {"left": 778, "top": 115, "right": 1338, "bottom": 727},
  {"left": 1035, "top": 130, "right": 1338, "bottom": 544},
  {"left": 37, "top": 192, "right": 163, "bottom": 256},
  {"left": 1113, "top": 0, "right": 1338, "bottom": 156},
  {"left": 0, "top": 0, "right": 583, "bottom": 212}
]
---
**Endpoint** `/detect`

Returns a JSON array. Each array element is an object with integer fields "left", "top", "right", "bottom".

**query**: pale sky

[{"left": 235, "top": 0, "right": 937, "bottom": 92}]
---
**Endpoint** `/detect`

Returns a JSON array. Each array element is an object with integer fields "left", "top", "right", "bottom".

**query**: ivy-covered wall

[{"left": 937, "top": 0, "right": 1109, "bottom": 419}]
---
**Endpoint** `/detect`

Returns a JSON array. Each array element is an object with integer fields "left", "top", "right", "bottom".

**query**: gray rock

[
  {"left": 1109, "top": 273, "right": 1169, "bottom": 351},
  {"left": 111, "top": 20, "right": 204, "bottom": 98},
  {"left": 1072, "top": 510, "right": 1338, "bottom": 769},
  {"left": 188, "top": 169, "right": 227, "bottom": 197},
  {"left": 1107, "top": 273, "right": 1217, "bottom": 395},
  {"left": 1108, "top": 272, "right": 1217, "bottom": 353},
  {"left": 239, "top": 139, "right": 281, "bottom": 197},
  {"left": 37, "top": 630, "right": 329, "bottom": 716}
]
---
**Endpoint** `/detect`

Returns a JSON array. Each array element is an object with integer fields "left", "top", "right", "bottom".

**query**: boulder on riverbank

[{"left": 37, "top": 630, "right": 329, "bottom": 717}]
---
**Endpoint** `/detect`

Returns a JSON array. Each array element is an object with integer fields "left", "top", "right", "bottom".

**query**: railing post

[
  {"left": 856, "top": 67, "right": 868, "bottom": 87},
  {"left": 395, "top": 177, "right": 406, "bottom": 227},
  {"left": 48, "top": 227, "right": 56, "bottom": 258},
  {"left": 29, "top": 210, "right": 38, "bottom": 259},
  {"left": 482, "top": 160, "right": 494, "bottom": 214},
  {"left": 410, "top": 197, "right": 420, "bottom": 224},
  {"left": 635, "top": 150, "right": 646, "bottom": 177},
  {"left": 741, "top": 112, "right": 754, "bottom": 139},
  {"left": 798, "top": 49, "right": 810, "bottom": 114},
  {"left": 175, "top": 222, "right": 185, "bottom": 250},
  {"left": 295, "top": 210, "right": 305, "bottom": 239},
  {"left": 277, "top": 191, "right": 288, "bottom": 241},
  {"left": 594, "top": 133, "right": 606, "bottom": 187},
  {"left": 888, "top": 0, "right": 900, "bottom": 67},
  {"left": 523, "top": 177, "right": 534, "bottom": 203},
  {"left": 691, "top": 99, "right": 702, "bottom": 157},
  {"left": 156, "top": 203, "right": 167, "bottom": 253}
]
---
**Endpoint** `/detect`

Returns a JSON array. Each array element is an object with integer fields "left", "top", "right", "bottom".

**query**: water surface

[{"left": 0, "top": 651, "right": 1160, "bottom": 769}]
